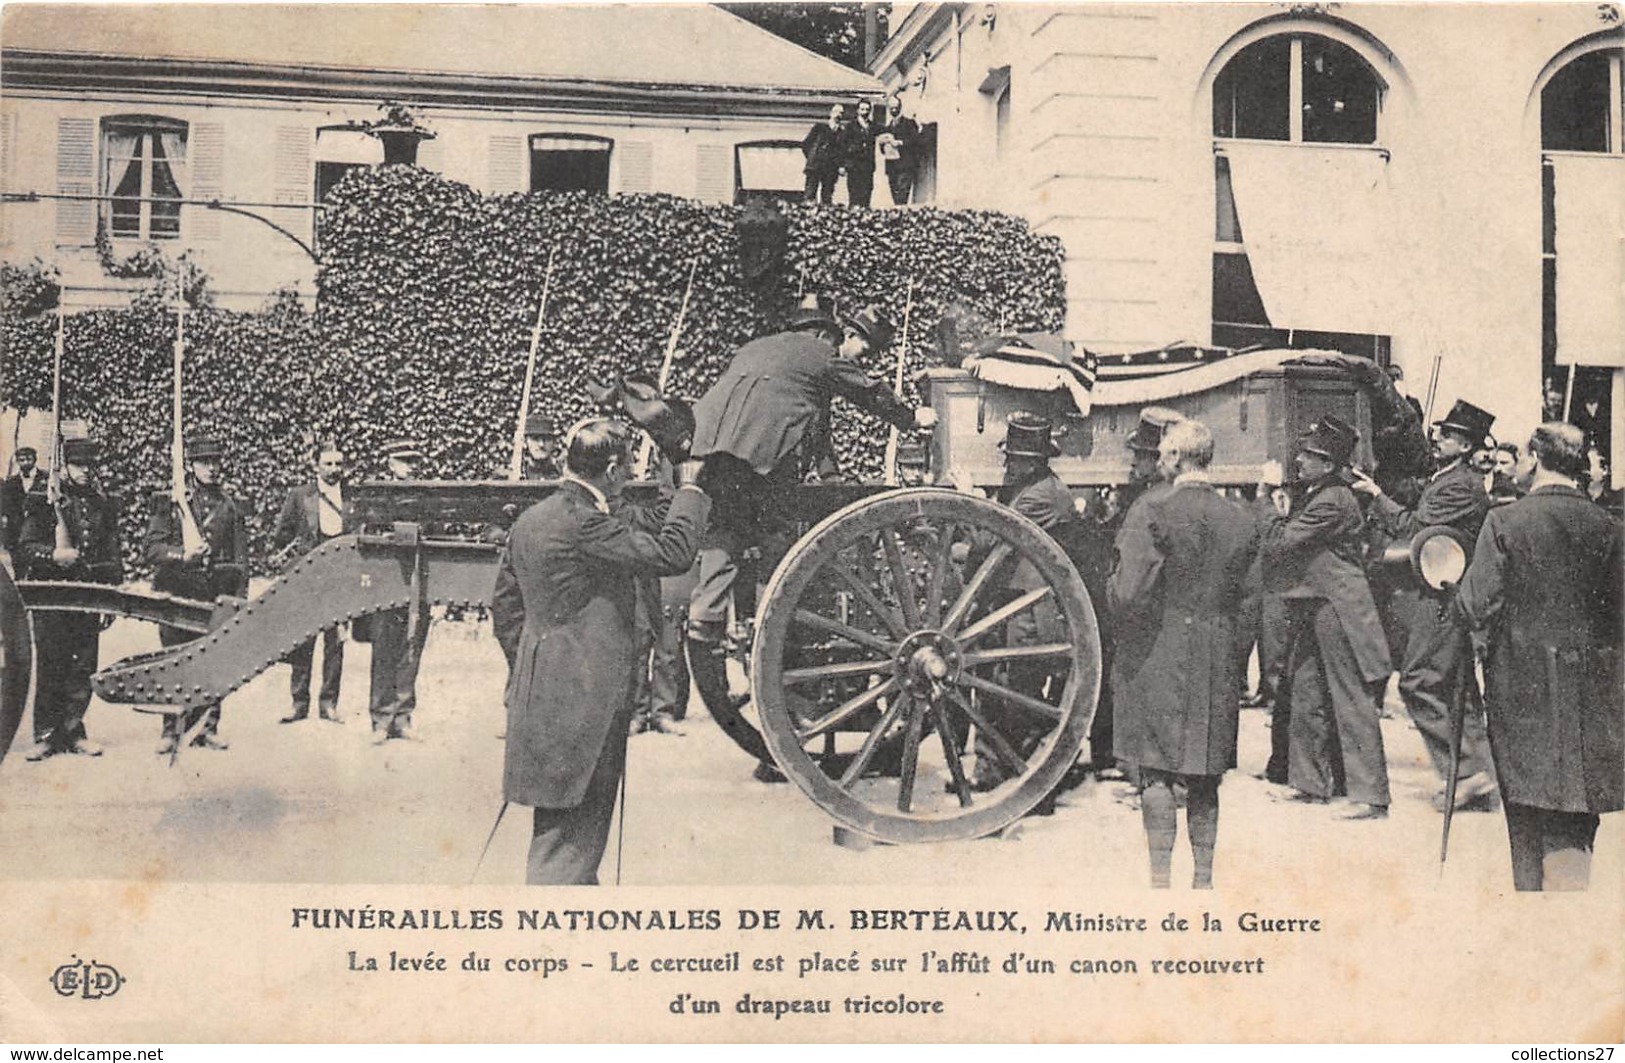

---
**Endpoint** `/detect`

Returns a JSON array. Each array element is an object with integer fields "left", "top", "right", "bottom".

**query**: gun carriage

[{"left": 0, "top": 352, "right": 1381, "bottom": 846}]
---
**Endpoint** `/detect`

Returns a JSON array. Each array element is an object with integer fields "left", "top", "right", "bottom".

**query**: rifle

[
  {"left": 46, "top": 305, "right": 76, "bottom": 556},
  {"left": 171, "top": 300, "right": 208, "bottom": 563},
  {"left": 509, "top": 246, "right": 559, "bottom": 481},
  {"left": 882, "top": 278, "right": 917, "bottom": 486},
  {"left": 633, "top": 258, "right": 698, "bottom": 479}
]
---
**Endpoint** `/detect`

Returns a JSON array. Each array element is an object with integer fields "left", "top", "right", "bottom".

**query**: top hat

[
  {"left": 1433, "top": 399, "right": 1495, "bottom": 443},
  {"left": 1298, "top": 414, "right": 1359, "bottom": 466},
  {"left": 381, "top": 437, "right": 423, "bottom": 462},
  {"left": 185, "top": 435, "right": 226, "bottom": 461},
  {"left": 787, "top": 294, "right": 839, "bottom": 335},
  {"left": 613, "top": 374, "right": 696, "bottom": 461},
  {"left": 524, "top": 413, "right": 557, "bottom": 438},
  {"left": 1126, "top": 406, "right": 1186, "bottom": 454},
  {"left": 844, "top": 306, "right": 896, "bottom": 351},
  {"left": 1000, "top": 412, "right": 1061, "bottom": 458},
  {"left": 61, "top": 438, "right": 99, "bottom": 465}
]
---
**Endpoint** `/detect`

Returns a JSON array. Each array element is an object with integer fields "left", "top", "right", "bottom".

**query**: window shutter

[
  {"left": 55, "top": 117, "right": 95, "bottom": 243},
  {"left": 189, "top": 122, "right": 225, "bottom": 241},
  {"left": 618, "top": 141, "right": 653, "bottom": 194},
  {"left": 694, "top": 144, "right": 730, "bottom": 202},
  {"left": 487, "top": 135, "right": 523, "bottom": 193},
  {"left": 271, "top": 125, "right": 312, "bottom": 244}
]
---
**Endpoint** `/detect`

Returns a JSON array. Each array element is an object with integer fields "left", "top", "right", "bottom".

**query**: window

[
  {"left": 735, "top": 140, "right": 805, "bottom": 204},
  {"left": 314, "top": 126, "right": 383, "bottom": 205},
  {"left": 101, "top": 115, "right": 187, "bottom": 240},
  {"left": 1539, "top": 45, "right": 1622, "bottom": 447},
  {"left": 1210, "top": 32, "right": 1390, "bottom": 359},
  {"left": 530, "top": 134, "right": 612, "bottom": 193}
]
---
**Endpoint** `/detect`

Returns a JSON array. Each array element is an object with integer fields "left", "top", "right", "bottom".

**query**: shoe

[
  {"left": 1268, "top": 788, "right": 1329, "bottom": 805},
  {"left": 751, "top": 761, "right": 786, "bottom": 784},
  {"left": 1431, "top": 773, "right": 1500, "bottom": 813},
  {"left": 156, "top": 737, "right": 179, "bottom": 757},
  {"left": 371, "top": 728, "right": 392, "bottom": 746},
  {"left": 191, "top": 734, "right": 229, "bottom": 751},
  {"left": 1337, "top": 802, "right": 1389, "bottom": 821},
  {"left": 65, "top": 739, "right": 103, "bottom": 757},
  {"left": 24, "top": 741, "right": 56, "bottom": 762},
  {"left": 319, "top": 708, "right": 341, "bottom": 723},
  {"left": 646, "top": 713, "right": 685, "bottom": 736},
  {"left": 279, "top": 710, "right": 309, "bottom": 724},
  {"left": 1239, "top": 691, "right": 1270, "bottom": 709},
  {"left": 1094, "top": 765, "right": 1129, "bottom": 783}
]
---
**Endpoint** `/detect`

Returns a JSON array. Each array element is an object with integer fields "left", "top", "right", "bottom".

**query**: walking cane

[
  {"left": 470, "top": 801, "right": 509, "bottom": 884},
  {"left": 1437, "top": 594, "right": 1480, "bottom": 870}
]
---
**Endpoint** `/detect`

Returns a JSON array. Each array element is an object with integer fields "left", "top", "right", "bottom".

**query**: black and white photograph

[{"left": 0, "top": 0, "right": 1621, "bottom": 1045}]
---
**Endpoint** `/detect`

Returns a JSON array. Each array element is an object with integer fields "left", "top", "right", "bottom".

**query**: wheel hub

[{"left": 895, "top": 629, "right": 960, "bottom": 696}]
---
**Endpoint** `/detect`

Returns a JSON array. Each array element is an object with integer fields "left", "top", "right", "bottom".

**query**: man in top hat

[
  {"left": 18, "top": 437, "right": 122, "bottom": 760},
  {"left": 272, "top": 438, "right": 351, "bottom": 723},
  {"left": 2, "top": 445, "right": 47, "bottom": 573},
  {"left": 1263, "top": 415, "right": 1393, "bottom": 819},
  {"left": 522, "top": 414, "right": 562, "bottom": 480},
  {"left": 146, "top": 434, "right": 249, "bottom": 755},
  {"left": 1086, "top": 406, "right": 1186, "bottom": 779},
  {"left": 1456, "top": 422, "right": 1623, "bottom": 890},
  {"left": 968, "top": 412, "right": 1084, "bottom": 790},
  {"left": 1352, "top": 398, "right": 1498, "bottom": 810},
  {"left": 1109, "top": 418, "right": 1258, "bottom": 887},
  {"left": 369, "top": 438, "right": 431, "bottom": 743},
  {"left": 687, "top": 302, "right": 934, "bottom": 630}
]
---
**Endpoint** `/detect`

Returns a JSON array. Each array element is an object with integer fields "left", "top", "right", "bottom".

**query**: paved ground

[{"left": 2, "top": 611, "right": 1620, "bottom": 893}]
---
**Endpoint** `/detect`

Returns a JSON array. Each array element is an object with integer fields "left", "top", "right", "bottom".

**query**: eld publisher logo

[{"left": 49, "top": 956, "right": 125, "bottom": 1000}]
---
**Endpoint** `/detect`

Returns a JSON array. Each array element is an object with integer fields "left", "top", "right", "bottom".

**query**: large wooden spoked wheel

[
  {"left": 753, "top": 488, "right": 1101, "bottom": 843},
  {"left": 0, "top": 564, "right": 33, "bottom": 767}
]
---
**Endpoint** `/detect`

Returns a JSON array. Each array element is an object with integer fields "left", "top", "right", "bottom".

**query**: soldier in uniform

[
  {"left": 19, "top": 438, "right": 122, "bottom": 760},
  {"left": 272, "top": 440, "right": 351, "bottom": 723},
  {"left": 521, "top": 414, "right": 562, "bottom": 480},
  {"left": 1264, "top": 415, "right": 1393, "bottom": 820},
  {"left": 1109, "top": 419, "right": 1258, "bottom": 888},
  {"left": 1456, "top": 422, "right": 1623, "bottom": 890},
  {"left": 492, "top": 418, "right": 710, "bottom": 884},
  {"left": 1352, "top": 399, "right": 1498, "bottom": 810},
  {"left": 368, "top": 438, "right": 431, "bottom": 743},
  {"left": 685, "top": 303, "right": 935, "bottom": 724},
  {"left": 148, "top": 435, "right": 249, "bottom": 755},
  {"left": 2, "top": 446, "right": 47, "bottom": 571}
]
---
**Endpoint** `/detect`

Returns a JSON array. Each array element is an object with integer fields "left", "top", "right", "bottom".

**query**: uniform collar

[
  {"left": 1173, "top": 471, "right": 1213, "bottom": 487},
  {"left": 1431, "top": 458, "right": 1463, "bottom": 482}
]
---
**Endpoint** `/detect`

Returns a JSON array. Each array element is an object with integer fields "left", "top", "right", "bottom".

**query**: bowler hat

[
  {"left": 186, "top": 435, "right": 225, "bottom": 461},
  {"left": 380, "top": 437, "right": 423, "bottom": 462},
  {"left": 844, "top": 306, "right": 896, "bottom": 351},
  {"left": 1433, "top": 400, "right": 1495, "bottom": 443},
  {"left": 524, "top": 413, "right": 557, "bottom": 438},
  {"left": 61, "top": 438, "right": 98, "bottom": 465},
  {"left": 616, "top": 374, "right": 695, "bottom": 461},
  {"left": 1126, "top": 406, "right": 1185, "bottom": 453},
  {"left": 1298, "top": 414, "right": 1359, "bottom": 466},
  {"left": 1000, "top": 412, "right": 1061, "bottom": 458}
]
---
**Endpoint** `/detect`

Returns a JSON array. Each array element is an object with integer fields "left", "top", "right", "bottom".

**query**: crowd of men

[
  {"left": 2, "top": 301, "right": 1619, "bottom": 894},
  {"left": 801, "top": 96, "right": 924, "bottom": 208}
]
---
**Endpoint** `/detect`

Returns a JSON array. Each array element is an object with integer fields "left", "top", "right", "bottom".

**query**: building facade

[
  {"left": 875, "top": 2, "right": 1623, "bottom": 461},
  {"left": 0, "top": 4, "right": 881, "bottom": 309}
]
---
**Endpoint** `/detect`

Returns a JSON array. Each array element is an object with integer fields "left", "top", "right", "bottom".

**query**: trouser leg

[
  {"left": 369, "top": 608, "right": 406, "bottom": 732},
  {"left": 526, "top": 721, "right": 629, "bottom": 886},
  {"left": 287, "top": 635, "right": 315, "bottom": 715},
  {"left": 391, "top": 615, "right": 428, "bottom": 729},
  {"left": 1258, "top": 593, "right": 1288, "bottom": 701},
  {"left": 651, "top": 604, "right": 690, "bottom": 720},
  {"left": 319, "top": 626, "right": 344, "bottom": 714},
  {"left": 847, "top": 172, "right": 873, "bottom": 207},
  {"left": 30, "top": 612, "right": 70, "bottom": 746},
  {"left": 1315, "top": 602, "right": 1390, "bottom": 807},
  {"left": 1503, "top": 800, "right": 1546, "bottom": 891},
  {"left": 1396, "top": 590, "right": 1492, "bottom": 783},
  {"left": 887, "top": 166, "right": 913, "bottom": 205},
  {"left": 1540, "top": 810, "right": 1599, "bottom": 891},
  {"left": 1186, "top": 775, "right": 1221, "bottom": 888},
  {"left": 1286, "top": 604, "right": 1335, "bottom": 797},
  {"left": 1140, "top": 769, "right": 1178, "bottom": 888}
]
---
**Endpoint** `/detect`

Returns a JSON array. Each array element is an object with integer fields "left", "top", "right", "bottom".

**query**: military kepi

[
  {"left": 1298, "top": 413, "right": 1358, "bottom": 465},
  {"left": 524, "top": 414, "right": 556, "bottom": 438},
  {"left": 1433, "top": 399, "right": 1495, "bottom": 443},
  {"left": 1001, "top": 411, "right": 1061, "bottom": 457},
  {"left": 844, "top": 305, "right": 895, "bottom": 350},
  {"left": 1126, "top": 406, "right": 1185, "bottom": 453},
  {"left": 381, "top": 437, "right": 423, "bottom": 461},
  {"left": 60, "top": 438, "right": 98, "bottom": 464},
  {"left": 185, "top": 435, "right": 225, "bottom": 461}
]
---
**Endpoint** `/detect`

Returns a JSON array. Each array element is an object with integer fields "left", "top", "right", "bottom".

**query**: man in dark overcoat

[
  {"left": 685, "top": 304, "right": 933, "bottom": 711},
  {"left": 19, "top": 438, "right": 121, "bottom": 760},
  {"left": 492, "top": 418, "right": 710, "bottom": 885},
  {"left": 1354, "top": 398, "right": 1497, "bottom": 809},
  {"left": 2, "top": 446, "right": 47, "bottom": 571},
  {"left": 1263, "top": 415, "right": 1393, "bottom": 820},
  {"left": 272, "top": 440, "right": 351, "bottom": 723},
  {"left": 1456, "top": 422, "right": 1623, "bottom": 891},
  {"left": 147, "top": 435, "right": 249, "bottom": 755},
  {"left": 801, "top": 104, "right": 844, "bottom": 205},
  {"left": 368, "top": 438, "right": 431, "bottom": 743},
  {"left": 1109, "top": 419, "right": 1258, "bottom": 888},
  {"left": 839, "top": 99, "right": 879, "bottom": 207}
]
